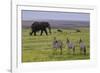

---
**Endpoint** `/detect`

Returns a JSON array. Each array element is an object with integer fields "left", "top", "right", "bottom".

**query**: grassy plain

[{"left": 22, "top": 28, "right": 90, "bottom": 62}]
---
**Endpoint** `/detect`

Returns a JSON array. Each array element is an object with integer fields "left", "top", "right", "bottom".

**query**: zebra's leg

[
  {"left": 52, "top": 48, "right": 54, "bottom": 55},
  {"left": 70, "top": 48, "right": 72, "bottom": 54},
  {"left": 67, "top": 48, "right": 69, "bottom": 54},
  {"left": 68, "top": 48, "right": 70, "bottom": 54},
  {"left": 60, "top": 47, "right": 62, "bottom": 55},
  {"left": 84, "top": 48, "right": 86, "bottom": 55},
  {"left": 54, "top": 48, "right": 57, "bottom": 55},
  {"left": 53, "top": 48, "right": 55, "bottom": 55},
  {"left": 80, "top": 48, "right": 82, "bottom": 55},
  {"left": 73, "top": 47, "right": 75, "bottom": 55}
]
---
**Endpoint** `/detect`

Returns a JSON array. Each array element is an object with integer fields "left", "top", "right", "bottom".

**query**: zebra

[
  {"left": 66, "top": 38, "right": 75, "bottom": 54},
  {"left": 52, "top": 37, "right": 63, "bottom": 55},
  {"left": 79, "top": 39, "right": 86, "bottom": 55}
]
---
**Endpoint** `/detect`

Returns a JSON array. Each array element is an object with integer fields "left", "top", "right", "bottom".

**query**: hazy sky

[{"left": 22, "top": 10, "right": 90, "bottom": 21}]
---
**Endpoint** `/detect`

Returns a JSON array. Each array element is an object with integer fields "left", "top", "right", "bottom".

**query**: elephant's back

[
  {"left": 31, "top": 22, "right": 40, "bottom": 30},
  {"left": 40, "top": 22, "right": 49, "bottom": 27}
]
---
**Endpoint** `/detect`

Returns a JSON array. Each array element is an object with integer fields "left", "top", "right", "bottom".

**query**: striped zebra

[
  {"left": 79, "top": 39, "right": 86, "bottom": 55},
  {"left": 52, "top": 37, "right": 63, "bottom": 55},
  {"left": 66, "top": 38, "right": 75, "bottom": 54}
]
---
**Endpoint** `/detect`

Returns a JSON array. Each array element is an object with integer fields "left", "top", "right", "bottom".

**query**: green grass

[{"left": 22, "top": 28, "right": 90, "bottom": 62}]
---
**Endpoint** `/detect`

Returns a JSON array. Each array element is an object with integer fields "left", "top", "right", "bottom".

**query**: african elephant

[{"left": 29, "top": 21, "right": 51, "bottom": 36}]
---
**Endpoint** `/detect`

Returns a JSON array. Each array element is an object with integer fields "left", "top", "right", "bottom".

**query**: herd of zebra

[{"left": 52, "top": 37, "right": 86, "bottom": 55}]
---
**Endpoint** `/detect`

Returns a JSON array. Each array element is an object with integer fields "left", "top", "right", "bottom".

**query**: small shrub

[{"left": 76, "top": 29, "right": 81, "bottom": 32}]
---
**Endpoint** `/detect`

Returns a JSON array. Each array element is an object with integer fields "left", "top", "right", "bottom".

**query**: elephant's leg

[
  {"left": 40, "top": 30, "right": 43, "bottom": 36},
  {"left": 34, "top": 31, "right": 37, "bottom": 36},
  {"left": 29, "top": 31, "right": 33, "bottom": 36},
  {"left": 44, "top": 29, "right": 48, "bottom": 35}
]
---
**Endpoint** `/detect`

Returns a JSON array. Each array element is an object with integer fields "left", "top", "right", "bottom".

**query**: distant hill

[{"left": 22, "top": 20, "right": 89, "bottom": 29}]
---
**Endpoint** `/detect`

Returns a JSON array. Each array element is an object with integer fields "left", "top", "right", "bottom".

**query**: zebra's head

[
  {"left": 79, "top": 38, "right": 83, "bottom": 43},
  {"left": 66, "top": 38, "right": 70, "bottom": 43}
]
